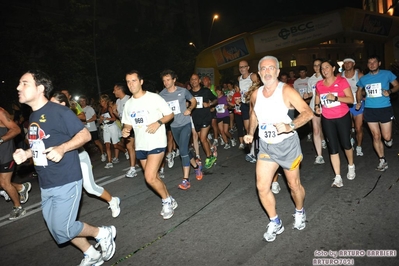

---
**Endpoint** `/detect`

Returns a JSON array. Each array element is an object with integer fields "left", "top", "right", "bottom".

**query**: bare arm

[
  {"left": 243, "top": 88, "right": 259, "bottom": 144},
  {"left": 184, "top": 97, "right": 197, "bottom": 116},
  {"left": 0, "top": 108, "right": 21, "bottom": 142}
]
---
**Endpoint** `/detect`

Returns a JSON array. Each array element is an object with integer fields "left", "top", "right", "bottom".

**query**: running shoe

[
  {"left": 271, "top": 182, "right": 281, "bottom": 194},
  {"left": 160, "top": 197, "right": 178, "bottom": 218},
  {"left": 321, "top": 140, "right": 327, "bottom": 149},
  {"left": 159, "top": 169, "right": 165, "bottom": 179},
  {"left": 245, "top": 153, "right": 256, "bottom": 163},
  {"left": 219, "top": 137, "right": 225, "bottom": 146},
  {"left": 0, "top": 190, "right": 11, "bottom": 202},
  {"left": 174, "top": 149, "right": 180, "bottom": 157},
  {"left": 212, "top": 138, "right": 218, "bottom": 146},
  {"left": 19, "top": 182, "right": 32, "bottom": 204},
  {"left": 356, "top": 146, "right": 363, "bottom": 156},
  {"left": 178, "top": 179, "right": 191, "bottom": 190},
  {"left": 125, "top": 151, "right": 129, "bottom": 160},
  {"left": 205, "top": 156, "right": 217, "bottom": 169},
  {"left": 263, "top": 220, "right": 284, "bottom": 242},
  {"left": 306, "top": 133, "right": 312, "bottom": 142},
  {"left": 239, "top": 143, "right": 245, "bottom": 149},
  {"left": 350, "top": 137, "right": 355, "bottom": 148},
  {"left": 224, "top": 143, "right": 231, "bottom": 149},
  {"left": 347, "top": 164, "right": 356, "bottom": 180},
  {"left": 375, "top": 159, "right": 388, "bottom": 171},
  {"left": 195, "top": 163, "right": 203, "bottom": 181},
  {"left": 125, "top": 167, "right": 137, "bottom": 178},
  {"left": 314, "top": 156, "right": 325, "bottom": 165},
  {"left": 95, "top": 226, "right": 117, "bottom": 261},
  {"left": 79, "top": 252, "right": 104, "bottom": 266},
  {"left": 104, "top": 163, "right": 113, "bottom": 169},
  {"left": 111, "top": 157, "right": 120, "bottom": 164},
  {"left": 108, "top": 197, "right": 121, "bottom": 218},
  {"left": 384, "top": 139, "right": 393, "bottom": 147},
  {"left": 9, "top": 206, "right": 26, "bottom": 220},
  {"left": 101, "top": 153, "right": 107, "bottom": 162},
  {"left": 231, "top": 138, "right": 237, "bottom": 147},
  {"left": 166, "top": 153, "right": 174, "bottom": 168},
  {"left": 331, "top": 175, "right": 343, "bottom": 188},
  {"left": 293, "top": 211, "right": 306, "bottom": 230}
]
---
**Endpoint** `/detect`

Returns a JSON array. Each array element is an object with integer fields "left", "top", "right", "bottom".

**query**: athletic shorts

[
  {"left": 241, "top": 103, "right": 250, "bottom": 120},
  {"left": 192, "top": 113, "right": 212, "bottom": 132},
  {"left": 0, "top": 160, "right": 15, "bottom": 173},
  {"left": 103, "top": 123, "right": 121, "bottom": 144},
  {"left": 258, "top": 133, "right": 303, "bottom": 170},
  {"left": 364, "top": 106, "right": 394, "bottom": 123},
  {"left": 349, "top": 101, "right": 364, "bottom": 116},
  {"left": 136, "top": 147, "right": 166, "bottom": 160},
  {"left": 89, "top": 130, "right": 100, "bottom": 141},
  {"left": 217, "top": 116, "right": 230, "bottom": 124}
]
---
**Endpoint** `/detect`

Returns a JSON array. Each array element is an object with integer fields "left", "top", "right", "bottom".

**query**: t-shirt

[
  {"left": 83, "top": 105, "right": 97, "bottom": 132},
  {"left": 122, "top": 91, "right": 172, "bottom": 151},
  {"left": 316, "top": 76, "right": 350, "bottom": 119},
  {"left": 293, "top": 77, "right": 309, "bottom": 98},
  {"left": 159, "top": 86, "right": 193, "bottom": 128},
  {"left": 215, "top": 95, "right": 229, "bottom": 119},
  {"left": 356, "top": 70, "right": 397, "bottom": 108},
  {"left": 190, "top": 87, "right": 217, "bottom": 122},
  {"left": 116, "top": 95, "right": 130, "bottom": 119},
  {"left": 28, "top": 101, "right": 84, "bottom": 189},
  {"left": 231, "top": 92, "right": 242, "bottom": 115}
]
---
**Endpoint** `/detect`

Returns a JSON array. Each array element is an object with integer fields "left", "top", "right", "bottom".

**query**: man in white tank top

[
  {"left": 338, "top": 58, "right": 364, "bottom": 156},
  {"left": 243, "top": 55, "right": 313, "bottom": 243}
]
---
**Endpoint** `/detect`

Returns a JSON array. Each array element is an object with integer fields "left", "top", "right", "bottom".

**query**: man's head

[
  {"left": 343, "top": 58, "right": 355, "bottom": 71},
  {"left": 190, "top": 74, "right": 201, "bottom": 89},
  {"left": 279, "top": 72, "right": 288, "bottom": 83},
  {"left": 125, "top": 70, "right": 144, "bottom": 96},
  {"left": 113, "top": 83, "right": 127, "bottom": 99},
  {"left": 298, "top": 66, "right": 307, "bottom": 78},
  {"left": 61, "top": 89, "right": 71, "bottom": 100},
  {"left": 201, "top": 76, "right": 212, "bottom": 88},
  {"left": 239, "top": 60, "right": 250, "bottom": 75},
  {"left": 160, "top": 69, "right": 177, "bottom": 90},
  {"left": 78, "top": 95, "right": 88, "bottom": 107},
  {"left": 258, "top": 56, "right": 280, "bottom": 86},
  {"left": 17, "top": 70, "right": 53, "bottom": 106},
  {"left": 367, "top": 55, "right": 381, "bottom": 73}
]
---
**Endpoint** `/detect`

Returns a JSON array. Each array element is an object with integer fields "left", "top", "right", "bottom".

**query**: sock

[
  {"left": 84, "top": 245, "right": 99, "bottom": 257},
  {"left": 95, "top": 227, "right": 106, "bottom": 240},
  {"left": 270, "top": 215, "right": 281, "bottom": 224},
  {"left": 295, "top": 208, "right": 304, "bottom": 214},
  {"left": 130, "top": 166, "right": 136, "bottom": 171},
  {"left": 162, "top": 197, "right": 171, "bottom": 204},
  {"left": 379, "top": 157, "right": 386, "bottom": 162}
]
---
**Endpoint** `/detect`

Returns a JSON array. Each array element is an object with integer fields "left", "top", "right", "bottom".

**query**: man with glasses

[{"left": 244, "top": 56, "right": 313, "bottom": 243}]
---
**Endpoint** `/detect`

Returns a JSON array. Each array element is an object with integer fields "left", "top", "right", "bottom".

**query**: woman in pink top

[{"left": 314, "top": 59, "right": 356, "bottom": 188}]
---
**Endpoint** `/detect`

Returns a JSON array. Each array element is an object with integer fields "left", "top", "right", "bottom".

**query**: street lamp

[
  {"left": 189, "top": 42, "right": 196, "bottom": 48},
  {"left": 207, "top": 14, "right": 219, "bottom": 46}
]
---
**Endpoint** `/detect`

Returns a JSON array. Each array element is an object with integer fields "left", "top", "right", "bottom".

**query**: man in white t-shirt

[
  {"left": 113, "top": 83, "right": 137, "bottom": 178},
  {"left": 79, "top": 96, "right": 106, "bottom": 162}
]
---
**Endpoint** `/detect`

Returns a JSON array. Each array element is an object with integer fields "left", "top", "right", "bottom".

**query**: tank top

[
  {"left": 239, "top": 73, "right": 253, "bottom": 104},
  {"left": 342, "top": 70, "right": 359, "bottom": 104},
  {"left": 254, "top": 82, "right": 294, "bottom": 144}
]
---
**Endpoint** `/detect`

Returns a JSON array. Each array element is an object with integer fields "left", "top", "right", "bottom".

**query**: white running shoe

[
  {"left": 239, "top": 143, "right": 245, "bottom": 149},
  {"left": 108, "top": 197, "right": 121, "bottom": 218},
  {"left": 231, "top": 138, "right": 237, "bottom": 147},
  {"left": 166, "top": 153, "right": 174, "bottom": 168},
  {"left": 159, "top": 169, "right": 165, "bottom": 179},
  {"left": 101, "top": 153, "right": 107, "bottom": 162},
  {"left": 111, "top": 157, "right": 120, "bottom": 164},
  {"left": 79, "top": 251, "right": 104, "bottom": 266},
  {"left": 219, "top": 137, "right": 225, "bottom": 146},
  {"left": 271, "top": 182, "right": 281, "bottom": 194},
  {"left": 95, "top": 226, "right": 117, "bottom": 261},
  {"left": 0, "top": 190, "right": 11, "bottom": 202},
  {"left": 263, "top": 220, "right": 284, "bottom": 242},
  {"left": 375, "top": 159, "right": 388, "bottom": 172},
  {"left": 104, "top": 163, "right": 113, "bottom": 169},
  {"left": 293, "top": 211, "right": 306, "bottom": 230},
  {"left": 125, "top": 167, "right": 137, "bottom": 178},
  {"left": 224, "top": 143, "right": 231, "bottom": 149},
  {"left": 174, "top": 149, "right": 180, "bottom": 157},
  {"left": 125, "top": 151, "right": 129, "bottom": 160},
  {"left": 356, "top": 146, "right": 363, "bottom": 156},
  {"left": 347, "top": 164, "right": 356, "bottom": 180},
  {"left": 321, "top": 140, "right": 327, "bottom": 149},
  {"left": 331, "top": 175, "right": 343, "bottom": 188},
  {"left": 384, "top": 139, "right": 393, "bottom": 147},
  {"left": 314, "top": 156, "right": 325, "bottom": 165}
]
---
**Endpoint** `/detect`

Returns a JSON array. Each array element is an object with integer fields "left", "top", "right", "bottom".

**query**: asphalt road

[{"left": 1, "top": 123, "right": 398, "bottom": 266}]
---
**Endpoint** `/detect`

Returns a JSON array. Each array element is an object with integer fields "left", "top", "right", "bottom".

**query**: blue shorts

[
  {"left": 349, "top": 101, "right": 364, "bottom": 116},
  {"left": 41, "top": 180, "right": 84, "bottom": 244},
  {"left": 241, "top": 103, "right": 250, "bottom": 120},
  {"left": 136, "top": 147, "right": 166, "bottom": 160}
]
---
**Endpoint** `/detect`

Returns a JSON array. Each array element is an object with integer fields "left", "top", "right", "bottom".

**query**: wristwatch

[
  {"left": 157, "top": 120, "right": 163, "bottom": 126},
  {"left": 0, "top": 138, "right": 4, "bottom": 144},
  {"left": 289, "top": 122, "right": 295, "bottom": 130}
]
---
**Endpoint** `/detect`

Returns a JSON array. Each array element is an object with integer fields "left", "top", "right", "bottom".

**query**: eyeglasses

[
  {"left": 239, "top": 66, "right": 248, "bottom": 69},
  {"left": 260, "top": 66, "right": 277, "bottom": 71}
]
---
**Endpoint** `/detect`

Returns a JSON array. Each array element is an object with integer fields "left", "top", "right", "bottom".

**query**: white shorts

[{"left": 103, "top": 123, "right": 121, "bottom": 144}]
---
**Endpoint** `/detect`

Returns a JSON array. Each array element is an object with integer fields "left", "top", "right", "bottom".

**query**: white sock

[
  {"left": 95, "top": 227, "right": 106, "bottom": 240},
  {"left": 84, "top": 245, "right": 99, "bottom": 257}
]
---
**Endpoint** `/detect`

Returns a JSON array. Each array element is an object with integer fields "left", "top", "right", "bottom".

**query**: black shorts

[
  {"left": 0, "top": 160, "right": 16, "bottom": 173},
  {"left": 192, "top": 113, "right": 212, "bottom": 132},
  {"left": 364, "top": 107, "right": 394, "bottom": 123},
  {"left": 217, "top": 116, "right": 230, "bottom": 124},
  {"left": 89, "top": 130, "right": 100, "bottom": 141}
]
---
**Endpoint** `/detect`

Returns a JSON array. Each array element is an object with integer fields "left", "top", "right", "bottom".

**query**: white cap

[{"left": 343, "top": 58, "right": 355, "bottom": 63}]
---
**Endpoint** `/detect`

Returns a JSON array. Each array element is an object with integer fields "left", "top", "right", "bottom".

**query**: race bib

[
  {"left": 195, "top": 97, "right": 203, "bottom": 108},
  {"left": 259, "top": 123, "right": 278, "bottom": 142},
  {"left": 131, "top": 110, "right": 148, "bottom": 129},
  {"left": 30, "top": 139, "right": 48, "bottom": 166},
  {"left": 167, "top": 100, "right": 181, "bottom": 115},
  {"left": 365, "top": 83, "right": 382, "bottom": 98},
  {"left": 215, "top": 104, "right": 225, "bottom": 113},
  {"left": 320, "top": 92, "right": 340, "bottom": 108}
]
